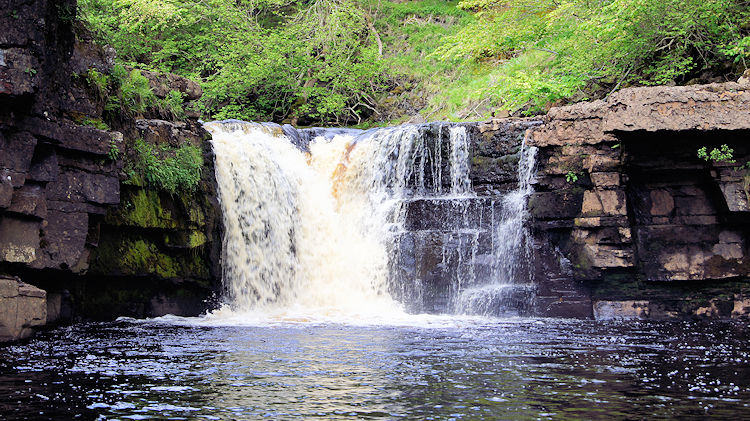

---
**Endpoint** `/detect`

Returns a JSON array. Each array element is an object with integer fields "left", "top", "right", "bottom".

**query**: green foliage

[
  {"left": 110, "top": 67, "right": 157, "bottom": 115},
  {"left": 82, "top": 117, "right": 110, "bottom": 131},
  {"left": 90, "top": 64, "right": 187, "bottom": 120},
  {"left": 698, "top": 144, "right": 736, "bottom": 163},
  {"left": 433, "top": 0, "right": 750, "bottom": 115},
  {"left": 129, "top": 139, "right": 203, "bottom": 195},
  {"left": 85, "top": 68, "right": 109, "bottom": 101},
  {"left": 565, "top": 171, "right": 579, "bottom": 183},
  {"left": 79, "top": 0, "right": 749, "bottom": 124},
  {"left": 357, "top": 0, "right": 476, "bottom": 121},
  {"left": 108, "top": 139, "right": 120, "bottom": 161},
  {"left": 159, "top": 90, "right": 186, "bottom": 120},
  {"left": 80, "top": 0, "right": 388, "bottom": 124}
]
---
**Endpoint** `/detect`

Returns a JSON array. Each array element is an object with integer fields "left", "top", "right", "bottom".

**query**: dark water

[{"left": 1, "top": 317, "right": 749, "bottom": 420}]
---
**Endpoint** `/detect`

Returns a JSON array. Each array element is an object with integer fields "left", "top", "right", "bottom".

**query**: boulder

[
  {"left": 593, "top": 300, "right": 649, "bottom": 320},
  {"left": 0, "top": 276, "right": 46, "bottom": 342},
  {"left": 138, "top": 69, "right": 203, "bottom": 100},
  {"left": 136, "top": 119, "right": 204, "bottom": 147}
]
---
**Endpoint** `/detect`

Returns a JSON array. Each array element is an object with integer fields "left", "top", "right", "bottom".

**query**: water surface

[{"left": 2, "top": 317, "right": 749, "bottom": 419}]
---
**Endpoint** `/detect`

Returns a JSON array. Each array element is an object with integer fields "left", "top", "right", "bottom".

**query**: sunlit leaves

[
  {"left": 80, "top": 0, "right": 386, "bottom": 124},
  {"left": 435, "top": 0, "right": 750, "bottom": 113}
]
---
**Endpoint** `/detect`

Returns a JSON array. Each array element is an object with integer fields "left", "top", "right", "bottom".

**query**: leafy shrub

[
  {"left": 159, "top": 90, "right": 186, "bottom": 120},
  {"left": 130, "top": 139, "right": 203, "bottom": 194},
  {"left": 80, "top": 0, "right": 387, "bottom": 124},
  {"left": 104, "top": 65, "right": 157, "bottom": 118},
  {"left": 698, "top": 144, "right": 736, "bottom": 163}
]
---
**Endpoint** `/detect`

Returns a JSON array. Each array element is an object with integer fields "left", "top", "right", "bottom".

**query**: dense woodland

[{"left": 79, "top": 0, "right": 750, "bottom": 126}]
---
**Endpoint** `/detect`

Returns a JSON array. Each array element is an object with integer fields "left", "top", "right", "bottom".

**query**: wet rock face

[
  {"left": 387, "top": 119, "right": 544, "bottom": 315},
  {"left": 470, "top": 119, "right": 543, "bottom": 194},
  {"left": 0, "top": 0, "right": 223, "bottom": 324},
  {"left": 522, "top": 81, "right": 750, "bottom": 319},
  {"left": 0, "top": 0, "right": 109, "bottom": 275}
]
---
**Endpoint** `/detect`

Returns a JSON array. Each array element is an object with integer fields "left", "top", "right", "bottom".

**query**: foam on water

[{"left": 206, "top": 121, "right": 406, "bottom": 321}]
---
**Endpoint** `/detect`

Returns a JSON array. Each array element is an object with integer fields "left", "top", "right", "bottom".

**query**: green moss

[
  {"left": 107, "top": 189, "right": 178, "bottom": 229},
  {"left": 163, "top": 230, "right": 207, "bottom": 249},
  {"left": 91, "top": 228, "right": 212, "bottom": 282},
  {"left": 180, "top": 195, "right": 206, "bottom": 226},
  {"left": 119, "top": 239, "right": 180, "bottom": 278},
  {"left": 188, "top": 231, "right": 207, "bottom": 248}
]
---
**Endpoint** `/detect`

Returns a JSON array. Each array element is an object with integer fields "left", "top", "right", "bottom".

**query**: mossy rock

[
  {"left": 106, "top": 188, "right": 179, "bottom": 229},
  {"left": 163, "top": 230, "right": 207, "bottom": 249},
  {"left": 179, "top": 194, "right": 206, "bottom": 226},
  {"left": 90, "top": 232, "right": 211, "bottom": 284},
  {"left": 106, "top": 187, "right": 208, "bottom": 230}
]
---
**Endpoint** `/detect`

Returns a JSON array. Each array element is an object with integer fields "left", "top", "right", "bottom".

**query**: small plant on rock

[
  {"left": 130, "top": 138, "right": 203, "bottom": 195},
  {"left": 105, "top": 66, "right": 157, "bottom": 118},
  {"left": 108, "top": 139, "right": 120, "bottom": 161},
  {"left": 565, "top": 171, "right": 579, "bottom": 183},
  {"left": 85, "top": 68, "right": 109, "bottom": 101},
  {"left": 158, "top": 90, "right": 186, "bottom": 120},
  {"left": 697, "top": 144, "right": 735, "bottom": 163}
]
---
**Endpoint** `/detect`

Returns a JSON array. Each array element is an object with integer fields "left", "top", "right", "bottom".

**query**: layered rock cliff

[
  {"left": 0, "top": 0, "right": 222, "bottom": 340},
  {"left": 522, "top": 81, "right": 750, "bottom": 319},
  {"left": 2, "top": 0, "right": 750, "bottom": 341}
]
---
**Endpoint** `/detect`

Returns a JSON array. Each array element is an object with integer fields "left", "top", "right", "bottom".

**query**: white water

[
  {"left": 448, "top": 126, "right": 472, "bottom": 196},
  {"left": 203, "top": 121, "right": 536, "bottom": 323},
  {"left": 454, "top": 140, "right": 537, "bottom": 315}
]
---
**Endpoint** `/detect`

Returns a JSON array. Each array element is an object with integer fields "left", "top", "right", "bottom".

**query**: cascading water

[
  {"left": 204, "top": 120, "right": 536, "bottom": 320},
  {"left": 453, "top": 142, "right": 537, "bottom": 315},
  {"left": 448, "top": 126, "right": 472, "bottom": 196}
]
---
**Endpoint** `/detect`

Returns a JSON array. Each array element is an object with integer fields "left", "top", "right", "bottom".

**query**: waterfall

[
  {"left": 205, "top": 120, "right": 536, "bottom": 320},
  {"left": 453, "top": 142, "right": 537, "bottom": 315},
  {"left": 448, "top": 126, "right": 472, "bottom": 196}
]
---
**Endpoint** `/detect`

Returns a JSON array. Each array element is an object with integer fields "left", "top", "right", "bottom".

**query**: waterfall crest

[{"left": 205, "top": 121, "right": 536, "bottom": 320}]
